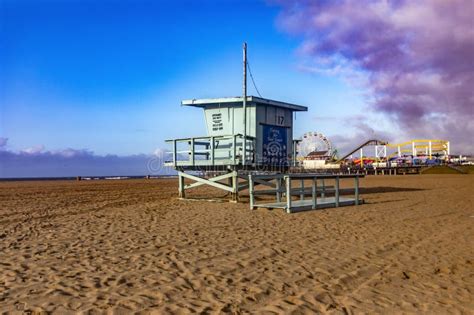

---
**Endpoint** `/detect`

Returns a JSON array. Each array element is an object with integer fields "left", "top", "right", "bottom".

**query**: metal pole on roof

[{"left": 242, "top": 42, "right": 247, "bottom": 166}]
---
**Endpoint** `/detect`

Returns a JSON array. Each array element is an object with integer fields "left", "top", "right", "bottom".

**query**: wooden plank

[
  {"left": 254, "top": 197, "right": 359, "bottom": 211},
  {"left": 252, "top": 189, "right": 286, "bottom": 195},
  {"left": 291, "top": 199, "right": 359, "bottom": 213},
  {"left": 166, "top": 134, "right": 248, "bottom": 142},
  {"left": 232, "top": 173, "right": 238, "bottom": 201},
  {"left": 210, "top": 136, "right": 214, "bottom": 165},
  {"left": 193, "top": 141, "right": 211, "bottom": 146},
  {"left": 175, "top": 159, "right": 239, "bottom": 166},
  {"left": 312, "top": 177, "right": 317, "bottom": 209},
  {"left": 178, "top": 172, "right": 185, "bottom": 198},
  {"left": 190, "top": 138, "right": 195, "bottom": 166},
  {"left": 285, "top": 176, "right": 292, "bottom": 213},
  {"left": 285, "top": 173, "right": 364, "bottom": 179},
  {"left": 179, "top": 172, "right": 234, "bottom": 193},
  {"left": 252, "top": 187, "right": 348, "bottom": 196},
  {"left": 321, "top": 178, "right": 326, "bottom": 198},
  {"left": 190, "top": 152, "right": 210, "bottom": 156},
  {"left": 252, "top": 177, "right": 277, "bottom": 188},
  {"left": 253, "top": 203, "right": 287, "bottom": 209},
  {"left": 185, "top": 172, "right": 236, "bottom": 190},
  {"left": 248, "top": 175, "right": 255, "bottom": 209},
  {"left": 233, "top": 135, "right": 237, "bottom": 165},
  {"left": 355, "top": 176, "right": 359, "bottom": 205},
  {"left": 247, "top": 174, "right": 285, "bottom": 180},
  {"left": 173, "top": 140, "right": 177, "bottom": 166},
  {"left": 300, "top": 179, "right": 305, "bottom": 200},
  {"left": 254, "top": 197, "right": 361, "bottom": 212}
]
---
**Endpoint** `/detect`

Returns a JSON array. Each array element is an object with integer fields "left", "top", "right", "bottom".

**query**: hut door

[{"left": 262, "top": 125, "right": 288, "bottom": 165}]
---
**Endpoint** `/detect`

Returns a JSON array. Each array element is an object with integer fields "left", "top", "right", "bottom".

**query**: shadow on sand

[{"left": 359, "top": 186, "right": 426, "bottom": 194}]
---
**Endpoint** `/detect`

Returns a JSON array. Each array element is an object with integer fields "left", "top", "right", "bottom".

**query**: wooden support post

[
  {"left": 355, "top": 176, "right": 359, "bottom": 205},
  {"left": 300, "top": 179, "right": 305, "bottom": 201},
  {"left": 233, "top": 135, "right": 237, "bottom": 164},
  {"left": 231, "top": 173, "right": 239, "bottom": 202},
  {"left": 312, "top": 177, "right": 317, "bottom": 209},
  {"left": 248, "top": 175, "right": 255, "bottom": 209},
  {"left": 321, "top": 179, "right": 326, "bottom": 198},
  {"left": 173, "top": 140, "right": 177, "bottom": 166},
  {"left": 210, "top": 136, "right": 214, "bottom": 165},
  {"left": 190, "top": 138, "right": 195, "bottom": 166},
  {"left": 178, "top": 173, "right": 185, "bottom": 199},
  {"left": 285, "top": 176, "right": 292, "bottom": 213},
  {"left": 335, "top": 177, "right": 340, "bottom": 207}
]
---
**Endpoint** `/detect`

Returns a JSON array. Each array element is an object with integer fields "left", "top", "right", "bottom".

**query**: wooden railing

[
  {"left": 248, "top": 173, "right": 363, "bottom": 213},
  {"left": 165, "top": 134, "right": 256, "bottom": 168}
]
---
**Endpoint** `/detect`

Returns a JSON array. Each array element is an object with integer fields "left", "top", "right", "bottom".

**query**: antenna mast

[{"left": 242, "top": 42, "right": 247, "bottom": 166}]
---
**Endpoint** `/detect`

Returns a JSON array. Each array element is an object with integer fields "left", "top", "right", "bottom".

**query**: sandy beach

[{"left": 0, "top": 174, "right": 473, "bottom": 313}]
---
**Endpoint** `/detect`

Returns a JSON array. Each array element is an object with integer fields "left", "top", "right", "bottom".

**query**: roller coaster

[
  {"left": 335, "top": 139, "right": 450, "bottom": 166},
  {"left": 335, "top": 140, "right": 387, "bottom": 163}
]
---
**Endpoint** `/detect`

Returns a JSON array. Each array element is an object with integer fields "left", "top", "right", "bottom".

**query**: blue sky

[
  {"left": 4, "top": 0, "right": 466, "bottom": 177},
  {"left": 1, "top": 0, "right": 363, "bottom": 157}
]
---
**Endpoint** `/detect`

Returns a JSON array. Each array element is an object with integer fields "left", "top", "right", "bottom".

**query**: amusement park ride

[{"left": 296, "top": 136, "right": 450, "bottom": 169}]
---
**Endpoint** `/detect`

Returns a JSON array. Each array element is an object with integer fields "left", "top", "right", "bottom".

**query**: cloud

[
  {"left": 21, "top": 145, "right": 45, "bottom": 155},
  {"left": 277, "top": 0, "right": 474, "bottom": 152},
  {"left": 0, "top": 137, "right": 7, "bottom": 149},
  {"left": 0, "top": 143, "right": 173, "bottom": 178},
  {"left": 328, "top": 116, "right": 394, "bottom": 156},
  {"left": 312, "top": 115, "right": 338, "bottom": 121}
]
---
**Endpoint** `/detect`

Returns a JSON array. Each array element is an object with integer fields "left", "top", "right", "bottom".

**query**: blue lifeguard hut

[
  {"left": 165, "top": 95, "right": 307, "bottom": 201},
  {"left": 171, "top": 96, "right": 307, "bottom": 168}
]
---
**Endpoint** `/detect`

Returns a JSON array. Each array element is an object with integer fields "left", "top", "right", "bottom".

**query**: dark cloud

[
  {"left": 277, "top": 0, "right": 474, "bottom": 152},
  {"left": 0, "top": 137, "right": 8, "bottom": 149},
  {"left": 0, "top": 146, "right": 173, "bottom": 178}
]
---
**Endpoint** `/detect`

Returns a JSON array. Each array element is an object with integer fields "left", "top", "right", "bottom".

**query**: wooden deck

[{"left": 254, "top": 196, "right": 363, "bottom": 213}]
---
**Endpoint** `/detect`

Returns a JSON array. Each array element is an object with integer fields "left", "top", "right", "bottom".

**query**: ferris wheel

[{"left": 297, "top": 132, "right": 333, "bottom": 159}]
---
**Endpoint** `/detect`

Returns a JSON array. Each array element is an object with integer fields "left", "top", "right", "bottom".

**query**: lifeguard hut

[
  {"left": 183, "top": 96, "right": 307, "bottom": 166},
  {"left": 165, "top": 96, "right": 307, "bottom": 199},
  {"left": 165, "top": 43, "right": 363, "bottom": 212}
]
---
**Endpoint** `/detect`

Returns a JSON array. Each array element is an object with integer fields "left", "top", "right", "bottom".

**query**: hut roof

[{"left": 182, "top": 96, "right": 308, "bottom": 112}]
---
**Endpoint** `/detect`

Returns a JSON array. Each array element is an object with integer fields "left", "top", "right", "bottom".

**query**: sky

[{"left": 1, "top": 0, "right": 473, "bottom": 177}]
